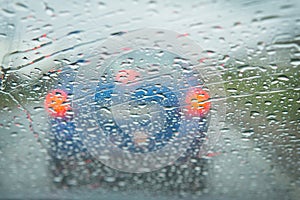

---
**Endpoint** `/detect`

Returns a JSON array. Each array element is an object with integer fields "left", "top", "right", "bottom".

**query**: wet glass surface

[{"left": 0, "top": 0, "right": 299, "bottom": 199}]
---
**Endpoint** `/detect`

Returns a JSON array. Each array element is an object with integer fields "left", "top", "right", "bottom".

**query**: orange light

[
  {"left": 133, "top": 131, "right": 149, "bottom": 146},
  {"left": 44, "top": 89, "right": 71, "bottom": 118},
  {"left": 185, "top": 88, "right": 211, "bottom": 117}
]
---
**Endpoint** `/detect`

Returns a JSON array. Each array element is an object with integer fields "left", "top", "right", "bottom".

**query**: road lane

[{"left": 0, "top": 94, "right": 299, "bottom": 199}]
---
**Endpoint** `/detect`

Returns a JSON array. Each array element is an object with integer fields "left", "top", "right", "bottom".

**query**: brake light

[
  {"left": 185, "top": 88, "right": 211, "bottom": 117},
  {"left": 44, "top": 89, "right": 71, "bottom": 118}
]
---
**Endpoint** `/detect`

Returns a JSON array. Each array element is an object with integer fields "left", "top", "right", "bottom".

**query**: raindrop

[
  {"left": 264, "top": 100, "right": 272, "bottom": 105},
  {"left": 227, "top": 88, "right": 238, "bottom": 93},
  {"left": 242, "top": 130, "right": 254, "bottom": 137},
  {"left": 277, "top": 75, "right": 289, "bottom": 81},
  {"left": 44, "top": 3, "right": 54, "bottom": 16},
  {"left": 250, "top": 111, "right": 260, "bottom": 118},
  {"left": 10, "top": 131, "right": 18, "bottom": 137}
]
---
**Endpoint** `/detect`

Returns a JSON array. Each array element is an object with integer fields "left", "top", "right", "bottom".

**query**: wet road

[{"left": 0, "top": 96, "right": 299, "bottom": 200}]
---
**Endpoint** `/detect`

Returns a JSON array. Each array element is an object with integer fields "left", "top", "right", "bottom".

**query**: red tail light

[
  {"left": 44, "top": 89, "right": 71, "bottom": 118},
  {"left": 185, "top": 88, "right": 211, "bottom": 117}
]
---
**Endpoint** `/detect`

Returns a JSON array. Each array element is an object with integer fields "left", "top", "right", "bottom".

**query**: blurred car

[
  {"left": 1, "top": 1, "right": 299, "bottom": 199},
  {"left": 43, "top": 45, "right": 211, "bottom": 189}
]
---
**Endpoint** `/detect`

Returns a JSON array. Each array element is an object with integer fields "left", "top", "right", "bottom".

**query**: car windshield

[{"left": 0, "top": 0, "right": 299, "bottom": 200}]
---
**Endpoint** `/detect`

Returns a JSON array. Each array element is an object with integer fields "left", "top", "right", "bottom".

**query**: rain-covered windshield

[{"left": 0, "top": 0, "right": 299, "bottom": 200}]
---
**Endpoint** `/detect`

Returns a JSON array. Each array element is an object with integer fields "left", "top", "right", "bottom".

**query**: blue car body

[{"left": 46, "top": 65, "right": 209, "bottom": 163}]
